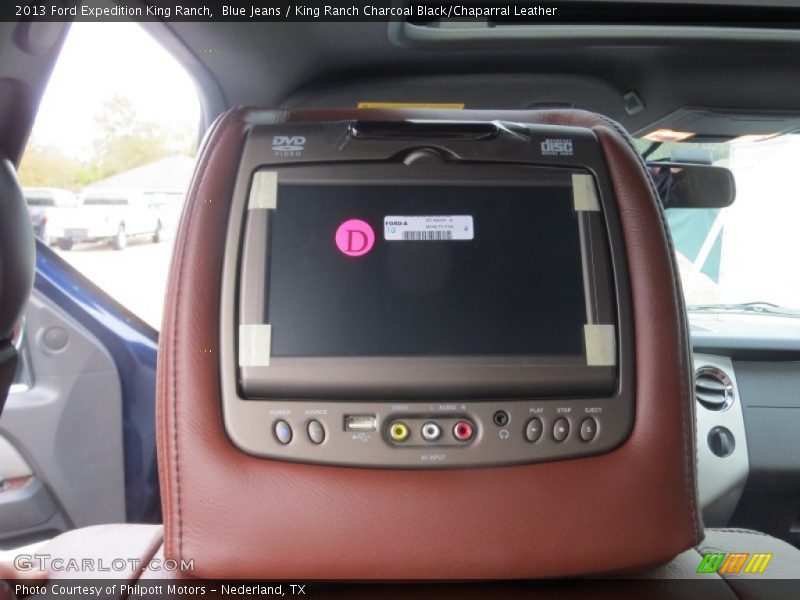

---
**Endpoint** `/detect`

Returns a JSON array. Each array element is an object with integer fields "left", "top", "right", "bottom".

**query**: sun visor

[{"left": 636, "top": 107, "right": 800, "bottom": 143}]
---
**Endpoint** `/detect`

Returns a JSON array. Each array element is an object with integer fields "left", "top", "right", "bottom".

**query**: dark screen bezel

[{"left": 238, "top": 163, "right": 617, "bottom": 400}]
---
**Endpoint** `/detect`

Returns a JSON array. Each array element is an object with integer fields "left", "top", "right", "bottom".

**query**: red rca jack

[{"left": 453, "top": 420, "right": 475, "bottom": 442}]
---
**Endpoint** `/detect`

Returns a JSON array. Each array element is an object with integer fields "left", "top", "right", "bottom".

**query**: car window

[
  {"left": 652, "top": 136, "right": 800, "bottom": 316},
  {"left": 82, "top": 195, "right": 127, "bottom": 206},
  {"left": 17, "top": 22, "right": 201, "bottom": 329},
  {"left": 24, "top": 193, "right": 55, "bottom": 206}
]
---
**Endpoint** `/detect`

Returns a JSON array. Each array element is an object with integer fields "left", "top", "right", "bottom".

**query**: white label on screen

[{"left": 384, "top": 215, "right": 474, "bottom": 241}]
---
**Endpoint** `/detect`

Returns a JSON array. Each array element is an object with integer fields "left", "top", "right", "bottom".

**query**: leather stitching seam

[
  {"left": 593, "top": 114, "right": 701, "bottom": 542},
  {"left": 171, "top": 106, "right": 244, "bottom": 560}
]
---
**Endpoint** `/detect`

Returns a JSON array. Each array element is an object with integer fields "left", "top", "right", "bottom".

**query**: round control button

[
  {"left": 708, "top": 426, "right": 735, "bottom": 458},
  {"left": 274, "top": 420, "right": 292, "bottom": 445},
  {"left": 553, "top": 418, "right": 570, "bottom": 442},
  {"left": 525, "top": 417, "right": 543, "bottom": 442},
  {"left": 42, "top": 326, "right": 69, "bottom": 352},
  {"left": 307, "top": 420, "right": 325, "bottom": 444},
  {"left": 580, "top": 418, "right": 597, "bottom": 442}
]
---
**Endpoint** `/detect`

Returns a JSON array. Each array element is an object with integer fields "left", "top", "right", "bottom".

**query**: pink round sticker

[{"left": 335, "top": 219, "right": 375, "bottom": 257}]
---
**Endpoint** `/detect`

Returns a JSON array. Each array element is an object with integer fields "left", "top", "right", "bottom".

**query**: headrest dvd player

[{"left": 219, "top": 118, "right": 634, "bottom": 468}]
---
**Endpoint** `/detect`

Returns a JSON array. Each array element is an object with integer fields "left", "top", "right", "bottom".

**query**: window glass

[
  {"left": 82, "top": 195, "right": 128, "bottom": 206},
  {"left": 24, "top": 192, "right": 55, "bottom": 206},
  {"left": 650, "top": 137, "right": 800, "bottom": 316},
  {"left": 18, "top": 22, "right": 201, "bottom": 329}
]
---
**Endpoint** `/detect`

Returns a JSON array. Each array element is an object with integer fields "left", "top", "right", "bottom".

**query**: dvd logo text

[
  {"left": 272, "top": 135, "right": 306, "bottom": 156},
  {"left": 540, "top": 139, "right": 574, "bottom": 156}
]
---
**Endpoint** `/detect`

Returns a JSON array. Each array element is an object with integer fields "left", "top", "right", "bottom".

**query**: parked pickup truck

[
  {"left": 23, "top": 187, "right": 78, "bottom": 243},
  {"left": 48, "top": 189, "right": 164, "bottom": 250}
]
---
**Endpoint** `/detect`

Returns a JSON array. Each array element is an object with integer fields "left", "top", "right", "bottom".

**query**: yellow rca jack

[{"left": 389, "top": 422, "right": 410, "bottom": 442}]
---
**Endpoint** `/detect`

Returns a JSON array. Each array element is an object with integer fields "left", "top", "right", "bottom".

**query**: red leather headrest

[{"left": 156, "top": 108, "right": 700, "bottom": 579}]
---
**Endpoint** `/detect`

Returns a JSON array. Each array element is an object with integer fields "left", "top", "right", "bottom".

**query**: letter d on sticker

[{"left": 335, "top": 219, "right": 375, "bottom": 257}]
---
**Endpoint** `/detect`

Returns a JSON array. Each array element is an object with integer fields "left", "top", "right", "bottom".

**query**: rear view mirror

[{"left": 648, "top": 162, "right": 736, "bottom": 209}]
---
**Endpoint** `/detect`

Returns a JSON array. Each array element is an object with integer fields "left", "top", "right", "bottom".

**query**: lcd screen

[{"left": 265, "top": 183, "right": 586, "bottom": 357}]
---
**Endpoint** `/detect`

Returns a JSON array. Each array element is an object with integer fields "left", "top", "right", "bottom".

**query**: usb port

[{"left": 345, "top": 415, "right": 377, "bottom": 432}]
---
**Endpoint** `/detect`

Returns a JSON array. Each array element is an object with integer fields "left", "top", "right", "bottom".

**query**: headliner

[{"left": 144, "top": 20, "right": 800, "bottom": 134}]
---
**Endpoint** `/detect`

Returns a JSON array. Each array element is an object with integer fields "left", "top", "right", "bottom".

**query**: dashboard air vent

[{"left": 695, "top": 367, "right": 734, "bottom": 411}]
